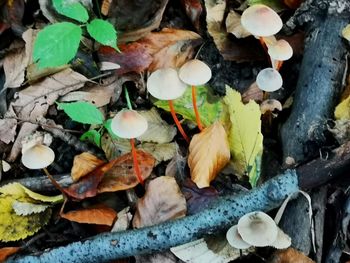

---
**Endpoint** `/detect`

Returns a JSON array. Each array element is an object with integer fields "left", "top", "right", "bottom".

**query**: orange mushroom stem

[
  {"left": 130, "top": 138, "right": 144, "bottom": 186},
  {"left": 192, "top": 85, "right": 203, "bottom": 131},
  {"left": 168, "top": 100, "right": 190, "bottom": 143}
]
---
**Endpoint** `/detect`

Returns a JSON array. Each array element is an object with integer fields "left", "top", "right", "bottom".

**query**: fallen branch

[{"left": 7, "top": 171, "right": 299, "bottom": 263}]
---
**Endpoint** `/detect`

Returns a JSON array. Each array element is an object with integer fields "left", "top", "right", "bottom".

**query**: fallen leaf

[
  {"left": 335, "top": 95, "right": 350, "bottom": 120},
  {"left": 61, "top": 205, "right": 117, "bottom": 226},
  {"left": 165, "top": 147, "right": 188, "bottom": 183},
  {"left": 138, "top": 108, "right": 177, "bottom": 144},
  {"left": 260, "top": 99, "right": 282, "bottom": 114},
  {"left": 141, "top": 142, "right": 177, "bottom": 165},
  {"left": 155, "top": 85, "right": 224, "bottom": 127},
  {"left": 0, "top": 247, "right": 21, "bottom": 262},
  {"left": 12, "top": 201, "right": 49, "bottom": 216},
  {"left": 242, "top": 82, "right": 264, "bottom": 104},
  {"left": 2, "top": 160, "right": 11, "bottom": 172},
  {"left": 171, "top": 235, "right": 249, "bottom": 263},
  {"left": 328, "top": 119, "right": 350, "bottom": 145},
  {"left": 71, "top": 152, "right": 105, "bottom": 182},
  {"left": 269, "top": 248, "right": 315, "bottom": 263},
  {"left": 0, "top": 118, "right": 17, "bottom": 144},
  {"left": 181, "top": 0, "right": 203, "bottom": 31},
  {"left": 98, "top": 28, "right": 202, "bottom": 74},
  {"left": 97, "top": 151, "right": 155, "bottom": 193},
  {"left": 133, "top": 176, "right": 187, "bottom": 228},
  {"left": 223, "top": 87, "right": 263, "bottom": 187},
  {"left": 188, "top": 121, "right": 230, "bottom": 188},
  {"left": 111, "top": 207, "right": 132, "bottom": 232},
  {"left": 225, "top": 11, "right": 251, "bottom": 38}
]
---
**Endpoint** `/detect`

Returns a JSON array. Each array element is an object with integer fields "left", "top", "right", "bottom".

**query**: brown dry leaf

[
  {"left": 0, "top": 247, "right": 20, "bottom": 262},
  {"left": 97, "top": 151, "right": 155, "bottom": 193},
  {"left": 181, "top": 0, "right": 203, "bottom": 31},
  {"left": 242, "top": 82, "right": 264, "bottom": 104},
  {"left": 284, "top": 0, "right": 304, "bottom": 9},
  {"left": 225, "top": 10, "right": 251, "bottom": 38},
  {"left": 10, "top": 68, "right": 88, "bottom": 121},
  {"left": 269, "top": 248, "right": 315, "bottom": 263},
  {"left": 0, "top": 118, "right": 17, "bottom": 144},
  {"left": 98, "top": 28, "right": 202, "bottom": 74},
  {"left": 71, "top": 152, "right": 105, "bottom": 182},
  {"left": 132, "top": 176, "right": 187, "bottom": 228},
  {"left": 188, "top": 121, "right": 230, "bottom": 188},
  {"left": 61, "top": 205, "right": 117, "bottom": 226}
]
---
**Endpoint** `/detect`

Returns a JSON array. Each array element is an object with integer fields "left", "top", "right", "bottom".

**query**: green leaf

[
  {"left": 247, "top": 0, "right": 285, "bottom": 12},
  {"left": 80, "top": 130, "right": 102, "bottom": 147},
  {"left": 87, "top": 19, "right": 118, "bottom": 49},
  {"left": 58, "top": 101, "right": 104, "bottom": 124},
  {"left": 52, "top": 0, "right": 89, "bottom": 23},
  {"left": 33, "top": 22, "right": 82, "bottom": 69},
  {"left": 222, "top": 87, "right": 263, "bottom": 187},
  {"left": 154, "top": 86, "right": 224, "bottom": 127}
]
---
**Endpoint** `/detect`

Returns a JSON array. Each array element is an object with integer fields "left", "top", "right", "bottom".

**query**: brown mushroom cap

[
  {"left": 21, "top": 145, "right": 55, "bottom": 169},
  {"left": 226, "top": 225, "right": 251, "bottom": 249},
  {"left": 110, "top": 109, "right": 148, "bottom": 139},
  {"left": 241, "top": 4, "right": 283, "bottom": 37},
  {"left": 147, "top": 68, "right": 187, "bottom": 100},
  {"left": 256, "top": 68, "right": 283, "bottom": 92},
  {"left": 268, "top": 39, "right": 293, "bottom": 61},
  {"left": 237, "top": 211, "right": 278, "bottom": 247},
  {"left": 178, "top": 59, "right": 212, "bottom": 86}
]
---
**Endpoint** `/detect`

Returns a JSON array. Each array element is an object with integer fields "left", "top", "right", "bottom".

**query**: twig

[{"left": 7, "top": 171, "right": 299, "bottom": 263}]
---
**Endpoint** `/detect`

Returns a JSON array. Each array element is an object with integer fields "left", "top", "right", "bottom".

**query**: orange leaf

[
  {"left": 270, "top": 248, "right": 315, "bottom": 263},
  {"left": 133, "top": 176, "right": 186, "bottom": 228},
  {"left": 61, "top": 205, "right": 117, "bottom": 226},
  {"left": 71, "top": 152, "right": 105, "bottom": 182},
  {"left": 188, "top": 121, "right": 230, "bottom": 188},
  {"left": 0, "top": 247, "right": 20, "bottom": 262},
  {"left": 97, "top": 151, "right": 155, "bottom": 193}
]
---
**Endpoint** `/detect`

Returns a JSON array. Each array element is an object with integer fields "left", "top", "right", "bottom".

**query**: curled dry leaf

[
  {"left": 133, "top": 176, "right": 187, "bottom": 228},
  {"left": 188, "top": 121, "right": 230, "bottom": 188},
  {"left": 226, "top": 10, "right": 251, "bottom": 38},
  {"left": 269, "top": 248, "right": 315, "bottom": 263},
  {"left": 97, "top": 151, "right": 155, "bottom": 193},
  {"left": 61, "top": 205, "right": 117, "bottom": 226},
  {"left": 71, "top": 152, "right": 105, "bottom": 182},
  {"left": 0, "top": 247, "right": 21, "bottom": 262}
]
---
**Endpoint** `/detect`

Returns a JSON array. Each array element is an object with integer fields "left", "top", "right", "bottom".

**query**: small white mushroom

[
  {"left": 147, "top": 68, "right": 187, "bottom": 100},
  {"left": 110, "top": 109, "right": 148, "bottom": 139},
  {"left": 241, "top": 4, "right": 283, "bottom": 37},
  {"left": 237, "top": 211, "right": 278, "bottom": 247},
  {"left": 268, "top": 39, "right": 293, "bottom": 61},
  {"left": 256, "top": 68, "right": 283, "bottom": 92},
  {"left": 178, "top": 59, "right": 212, "bottom": 86},
  {"left": 226, "top": 225, "right": 251, "bottom": 249},
  {"left": 270, "top": 228, "right": 292, "bottom": 249},
  {"left": 2, "top": 160, "right": 11, "bottom": 172},
  {"left": 21, "top": 145, "right": 55, "bottom": 169}
]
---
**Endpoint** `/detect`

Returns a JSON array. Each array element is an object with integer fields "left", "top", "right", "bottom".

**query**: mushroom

[
  {"left": 270, "top": 228, "right": 292, "bottom": 249},
  {"left": 111, "top": 109, "right": 148, "bottom": 185},
  {"left": 237, "top": 211, "right": 278, "bottom": 247},
  {"left": 179, "top": 59, "right": 212, "bottom": 131},
  {"left": 267, "top": 39, "right": 293, "bottom": 71},
  {"left": 147, "top": 68, "right": 190, "bottom": 143},
  {"left": 241, "top": 4, "right": 282, "bottom": 52},
  {"left": 226, "top": 225, "right": 251, "bottom": 249},
  {"left": 256, "top": 68, "right": 283, "bottom": 92}
]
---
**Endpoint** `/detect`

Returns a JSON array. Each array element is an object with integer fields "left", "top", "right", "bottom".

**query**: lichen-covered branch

[{"left": 7, "top": 171, "right": 299, "bottom": 263}]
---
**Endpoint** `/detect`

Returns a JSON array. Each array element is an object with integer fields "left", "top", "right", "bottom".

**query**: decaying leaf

[
  {"left": 138, "top": 108, "right": 177, "bottom": 143},
  {"left": 260, "top": 99, "right": 282, "bottom": 114},
  {"left": 97, "top": 151, "right": 155, "bottom": 193},
  {"left": 188, "top": 121, "right": 230, "bottom": 188},
  {"left": 155, "top": 85, "right": 224, "bottom": 127},
  {"left": 111, "top": 207, "right": 132, "bottom": 232},
  {"left": 141, "top": 142, "right": 177, "bottom": 165},
  {"left": 71, "top": 152, "right": 105, "bottom": 182},
  {"left": 223, "top": 87, "right": 263, "bottom": 187},
  {"left": 61, "top": 205, "right": 117, "bottom": 226},
  {"left": 0, "top": 195, "right": 52, "bottom": 242},
  {"left": 225, "top": 11, "right": 251, "bottom": 38},
  {"left": 0, "top": 247, "right": 21, "bottom": 262},
  {"left": 269, "top": 248, "right": 315, "bottom": 263},
  {"left": 181, "top": 0, "right": 203, "bottom": 30},
  {"left": 329, "top": 119, "right": 350, "bottom": 144},
  {"left": 133, "top": 176, "right": 187, "bottom": 228},
  {"left": 335, "top": 95, "right": 350, "bottom": 120},
  {"left": 0, "top": 118, "right": 17, "bottom": 144},
  {"left": 171, "top": 235, "right": 249, "bottom": 263}
]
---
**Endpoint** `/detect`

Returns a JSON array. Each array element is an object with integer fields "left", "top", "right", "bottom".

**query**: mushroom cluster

[
  {"left": 147, "top": 59, "right": 212, "bottom": 141},
  {"left": 226, "top": 211, "right": 291, "bottom": 250},
  {"left": 241, "top": 4, "right": 293, "bottom": 93}
]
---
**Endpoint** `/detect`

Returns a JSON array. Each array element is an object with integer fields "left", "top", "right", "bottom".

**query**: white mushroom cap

[
  {"left": 21, "top": 145, "right": 55, "bottom": 169},
  {"left": 256, "top": 68, "right": 283, "bottom": 92},
  {"left": 178, "top": 59, "right": 212, "bottom": 86},
  {"left": 237, "top": 211, "right": 278, "bottom": 247},
  {"left": 111, "top": 109, "right": 148, "bottom": 139},
  {"left": 241, "top": 4, "right": 283, "bottom": 37},
  {"left": 147, "top": 68, "right": 187, "bottom": 100},
  {"left": 270, "top": 228, "right": 292, "bottom": 249},
  {"left": 268, "top": 39, "right": 293, "bottom": 61},
  {"left": 226, "top": 225, "right": 251, "bottom": 249}
]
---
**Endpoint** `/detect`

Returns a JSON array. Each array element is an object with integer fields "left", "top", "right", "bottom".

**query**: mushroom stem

[
  {"left": 191, "top": 85, "right": 203, "bottom": 131},
  {"left": 42, "top": 168, "right": 66, "bottom": 194},
  {"left": 168, "top": 100, "right": 190, "bottom": 143},
  {"left": 259, "top": 37, "right": 268, "bottom": 52},
  {"left": 275, "top": 60, "right": 283, "bottom": 71},
  {"left": 130, "top": 138, "right": 144, "bottom": 186}
]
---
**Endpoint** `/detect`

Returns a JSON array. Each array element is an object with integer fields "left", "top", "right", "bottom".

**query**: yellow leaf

[
  {"left": 71, "top": 152, "right": 105, "bottom": 182},
  {"left": 342, "top": 24, "right": 350, "bottom": 41},
  {"left": 188, "top": 121, "right": 230, "bottom": 188},
  {"left": 223, "top": 87, "right": 263, "bottom": 186},
  {"left": 334, "top": 95, "right": 350, "bottom": 120},
  {"left": 0, "top": 183, "right": 63, "bottom": 203},
  {"left": 0, "top": 195, "right": 51, "bottom": 242}
]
